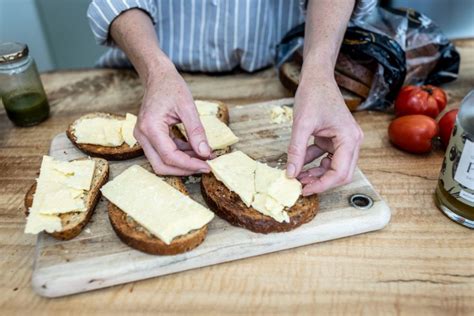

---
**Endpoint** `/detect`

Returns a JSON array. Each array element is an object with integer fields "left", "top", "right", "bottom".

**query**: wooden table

[{"left": 1, "top": 40, "right": 473, "bottom": 315}]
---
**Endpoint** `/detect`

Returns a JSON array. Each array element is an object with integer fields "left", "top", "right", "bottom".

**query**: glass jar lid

[{"left": 0, "top": 42, "right": 29, "bottom": 64}]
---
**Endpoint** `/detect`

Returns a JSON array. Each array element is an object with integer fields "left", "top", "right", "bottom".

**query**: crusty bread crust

[
  {"left": 107, "top": 176, "right": 209, "bottom": 255},
  {"left": 201, "top": 173, "right": 319, "bottom": 234},
  {"left": 24, "top": 158, "right": 109, "bottom": 240},
  {"left": 67, "top": 112, "right": 143, "bottom": 160},
  {"left": 278, "top": 61, "right": 362, "bottom": 111}
]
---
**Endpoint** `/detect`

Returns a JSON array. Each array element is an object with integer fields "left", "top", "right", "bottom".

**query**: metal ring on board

[{"left": 349, "top": 194, "right": 374, "bottom": 210}]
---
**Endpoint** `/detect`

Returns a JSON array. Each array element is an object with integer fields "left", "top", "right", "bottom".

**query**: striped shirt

[{"left": 87, "top": 0, "right": 377, "bottom": 72}]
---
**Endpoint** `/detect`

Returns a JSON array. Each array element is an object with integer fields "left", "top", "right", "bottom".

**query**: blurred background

[{"left": 1, "top": 0, "right": 473, "bottom": 72}]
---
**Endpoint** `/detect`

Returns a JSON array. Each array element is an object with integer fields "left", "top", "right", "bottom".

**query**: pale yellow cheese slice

[
  {"left": 208, "top": 152, "right": 302, "bottom": 223},
  {"left": 25, "top": 156, "right": 96, "bottom": 234},
  {"left": 74, "top": 113, "right": 138, "bottom": 147},
  {"left": 267, "top": 172, "right": 302, "bottom": 208},
  {"left": 24, "top": 212, "right": 62, "bottom": 234},
  {"left": 122, "top": 113, "right": 138, "bottom": 147},
  {"left": 207, "top": 151, "right": 256, "bottom": 207},
  {"left": 177, "top": 115, "right": 239, "bottom": 150},
  {"left": 100, "top": 165, "right": 214, "bottom": 245},
  {"left": 195, "top": 100, "right": 219, "bottom": 116},
  {"left": 74, "top": 117, "right": 123, "bottom": 147}
]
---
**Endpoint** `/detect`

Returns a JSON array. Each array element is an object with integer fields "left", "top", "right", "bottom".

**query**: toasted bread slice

[
  {"left": 107, "top": 176, "right": 208, "bottom": 255},
  {"left": 67, "top": 112, "right": 143, "bottom": 160},
  {"left": 201, "top": 173, "right": 319, "bottom": 234},
  {"left": 279, "top": 61, "right": 363, "bottom": 111},
  {"left": 24, "top": 158, "right": 109, "bottom": 240},
  {"left": 171, "top": 100, "right": 232, "bottom": 156}
]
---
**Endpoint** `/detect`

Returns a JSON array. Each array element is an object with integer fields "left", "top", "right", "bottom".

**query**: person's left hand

[{"left": 286, "top": 74, "right": 364, "bottom": 196}]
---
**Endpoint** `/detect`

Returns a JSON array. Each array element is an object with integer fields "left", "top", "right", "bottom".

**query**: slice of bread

[
  {"left": 171, "top": 100, "right": 232, "bottom": 156},
  {"left": 201, "top": 173, "right": 319, "bottom": 234},
  {"left": 24, "top": 158, "right": 109, "bottom": 240},
  {"left": 67, "top": 112, "right": 143, "bottom": 160},
  {"left": 278, "top": 61, "right": 363, "bottom": 111},
  {"left": 107, "top": 176, "right": 208, "bottom": 255}
]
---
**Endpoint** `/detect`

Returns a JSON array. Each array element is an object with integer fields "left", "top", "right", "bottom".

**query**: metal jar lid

[{"left": 0, "top": 42, "right": 29, "bottom": 64}]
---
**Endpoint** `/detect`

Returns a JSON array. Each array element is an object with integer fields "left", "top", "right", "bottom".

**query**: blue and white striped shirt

[{"left": 87, "top": 0, "right": 377, "bottom": 72}]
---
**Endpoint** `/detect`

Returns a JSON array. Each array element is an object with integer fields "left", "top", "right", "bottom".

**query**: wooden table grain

[{"left": 1, "top": 40, "right": 473, "bottom": 315}]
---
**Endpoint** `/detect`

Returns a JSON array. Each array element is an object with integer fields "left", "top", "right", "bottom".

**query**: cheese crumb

[{"left": 270, "top": 105, "right": 293, "bottom": 124}]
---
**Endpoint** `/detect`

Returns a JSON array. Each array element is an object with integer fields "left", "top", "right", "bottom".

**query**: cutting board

[{"left": 31, "top": 98, "right": 391, "bottom": 297}]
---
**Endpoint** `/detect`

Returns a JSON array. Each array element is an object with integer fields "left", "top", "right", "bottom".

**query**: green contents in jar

[{"left": 2, "top": 91, "right": 49, "bottom": 126}]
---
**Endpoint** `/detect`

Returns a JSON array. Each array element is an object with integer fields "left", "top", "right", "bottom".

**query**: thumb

[
  {"left": 179, "top": 102, "right": 211, "bottom": 158},
  {"left": 287, "top": 122, "right": 312, "bottom": 178}
]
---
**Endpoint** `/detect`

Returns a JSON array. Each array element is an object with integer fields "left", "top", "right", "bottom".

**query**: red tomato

[
  {"left": 395, "top": 85, "right": 447, "bottom": 118},
  {"left": 388, "top": 115, "right": 439, "bottom": 154},
  {"left": 438, "top": 109, "right": 459, "bottom": 148}
]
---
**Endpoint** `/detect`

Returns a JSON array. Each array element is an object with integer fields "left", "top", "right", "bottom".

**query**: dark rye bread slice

[
  {"left": 201, "top": 173, "right": 319, "bottom": 234},
  {"left": 107, "top": 176, "right": 208, "bottom": 255},
  {"left": 335, "top": 53, "right": 374, "bottom": 88},
  {"left": 279, "top": 61, "right": 363, "bottom": 111},
  {"left": 67, "top": 112, "right": 143, "bottom": 160},
  {"left": 172, "top": 100, "right": 232, "bottom": 156},
  {"left": 24, "top": 158, "right": 109, "bottom": 240}
]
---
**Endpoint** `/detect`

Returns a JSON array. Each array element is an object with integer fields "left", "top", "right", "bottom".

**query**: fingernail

[
  {"left": 286, "top": 163, "right": 296, "bottom": 178},
  {"left": 198, "top": 141, "right": 210, "bottom": 156},
  {"left": 300, "top": 177, "right": 313, "bottom": 184},
  {"left": 199, "top": 168, "right": 210, "bottom": 173},
  {"left": 297, "top": 171, "right": 308, "bottom": 179}
]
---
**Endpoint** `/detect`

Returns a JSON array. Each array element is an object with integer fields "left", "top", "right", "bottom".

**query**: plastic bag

[{"left": 276, "top": 6, "right": 460, "bottom": 111}]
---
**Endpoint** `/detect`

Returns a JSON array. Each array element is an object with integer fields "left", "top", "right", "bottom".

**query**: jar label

[
  {"left": 440, "top": 123, "right": 474, "bottom": 207},
  {"left": 454, "top": 139, "right": 474, "bottom": 190}
]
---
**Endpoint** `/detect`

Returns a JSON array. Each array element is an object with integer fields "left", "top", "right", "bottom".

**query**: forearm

[
  {"left": 110, "top": 9, "right": 174, "bottom": 85},
  {"left": 301, "top": 0, "right": 355, "bottom": 81}
]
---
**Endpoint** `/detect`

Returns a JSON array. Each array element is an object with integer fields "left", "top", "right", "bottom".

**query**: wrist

[
  {"left": 300, "top": 55, "right": 335, "bottom": 84},
  {"left": 143, "top": 54, "right": 177, "bottom": 87}
]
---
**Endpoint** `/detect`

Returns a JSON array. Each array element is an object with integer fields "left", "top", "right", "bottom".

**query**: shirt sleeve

[
  {"left": 351, "top": 0, "right": 377, "bottom": 21},
  {"left": 299, "top": 0, "right": 377, "bottom": 20},
  {"left": 87, "top": 0, "right": 158, "bottom": 46}
]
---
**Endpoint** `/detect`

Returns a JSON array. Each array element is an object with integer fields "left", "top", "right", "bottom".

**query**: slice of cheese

[
  {"left": 195, "top": 100, "right": 219, "bottom": 116},
  {"left": 207, "top": 151, "right": 256, "bottom": 207},
  {"left": 41, "top": 156, "right": 95, "bottom": 191},
  {"left": 251, "top": 193, "right": 289, "bottom": 223},
  {"left": 25, "top": 156, "right": 96, "bottom": 234},
  {"left": 74, "top": 117, "right": 124, "bottom": 147},
  {"left": 100, "top": 165, "right": 214, "bottom": 245},
  {"left": 267, "top": 172, "right": 302, "bottom": 208},
  {"left": 208, "top": 152, "right": 302, "bottom": 223},
  {"left": 24, "top": 212, "right": 62, "bottom": 234},
  {"left": 177, "top": 115, "right": 239, "bottom": 150},
  {"left": 74, "top": 113, "right": 138, "bottom": 147},
  {"left": 122, "top": 113, "right": 138, "bottom": 147}
]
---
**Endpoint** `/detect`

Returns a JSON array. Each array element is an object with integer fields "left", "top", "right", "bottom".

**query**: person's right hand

[{"left": 133, "top": 61, "right": 212, "bottom": 176}]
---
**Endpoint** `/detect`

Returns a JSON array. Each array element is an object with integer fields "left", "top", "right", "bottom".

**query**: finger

[
  {"left": 298, "top": 156, "right": 332, "bottom": 180},
  {"left": 345, "top": 143, "right": 360, "bottom": 184},
  {"left": 147, "top": 123, "right": 211, "bottom": 172},
  {"left": 286, "top": 121, "right": 312, "bottom": 178},
  {"left": 172, "top": 137, "right": 193, "bottom": 151},
  {"left": 178, "top": 102, "right": 211, "bottom": 158},
  {"left": 304, "top": 144, "right": 326, "bottom": 164},
  {"left": 302, "top": 139, "right": 355, "bottom": 195},
  {"left": 313, "top": 136, "right": 334, "bottom": 153},
  {"left": 138, "top": 136, "right": 197, "bottom": 176}
]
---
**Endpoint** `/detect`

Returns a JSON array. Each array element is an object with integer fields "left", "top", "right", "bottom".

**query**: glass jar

[
  {"left": 0, "top": 42, "right": 50, "bottom": 126},
  {"left": 435, "top": 90, "right": 474, "bottom": 228}
]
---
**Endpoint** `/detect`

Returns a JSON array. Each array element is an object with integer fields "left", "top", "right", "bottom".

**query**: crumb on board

[{"left": 270, "top": 105, "right": 293, "bottom": 124}]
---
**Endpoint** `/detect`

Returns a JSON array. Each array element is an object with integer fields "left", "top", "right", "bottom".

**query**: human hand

[
  {"left": 286, "top": 75, "right": 364, "bottom": 195},
  {"left": 133, "top": 61, "right": 211, "bottom": 175}
]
